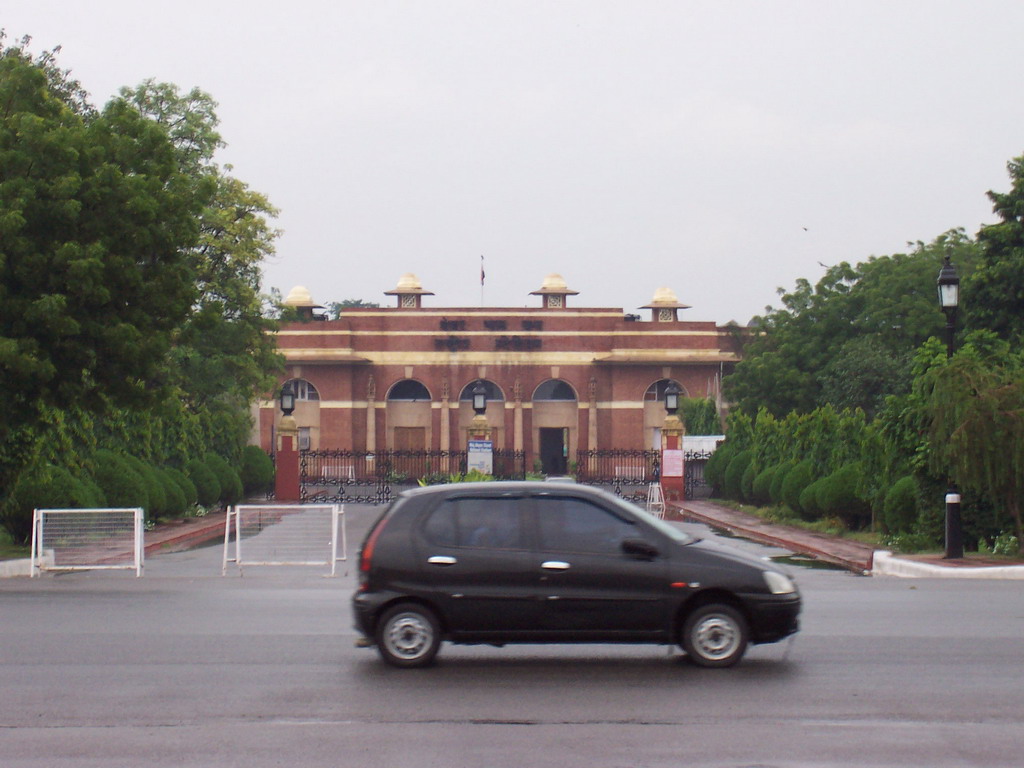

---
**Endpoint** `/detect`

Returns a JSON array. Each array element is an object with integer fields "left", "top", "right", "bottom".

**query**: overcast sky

[{"left": 6, "top": 1, "right": 1024, "bottom": 323}]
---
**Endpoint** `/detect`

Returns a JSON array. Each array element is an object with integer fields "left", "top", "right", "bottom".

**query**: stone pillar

[
  {"left": 660, "top": 413, "right": 685, "bottom": 502},
  {"left": 513, "top": 377, "right": 524, "bottom": 453},
  {"left": 275, "top": 414, "right": 300, "bottom": 502}
]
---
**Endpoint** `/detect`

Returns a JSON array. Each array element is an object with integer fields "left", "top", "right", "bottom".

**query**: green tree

[
  {"left": 915, "top": 334, "right": 1024, "bottom": 550},
  {"left": 726, "top": 233, "right": 979, "bottom": 416},
  {"left": 965, "top": 154, "right": 1024, "bottom": 343},
  {"left": 681, "top": 398, "right": 719, "bottom": 435},
  {"left": 1, "top": 45, "right": 207, "bottom": 492},
  {"left": 329, "top": 298, "right": 380, "bottom": 318},
  {"left": 120, "top": 81, "right": 282, "bottom": 417}
]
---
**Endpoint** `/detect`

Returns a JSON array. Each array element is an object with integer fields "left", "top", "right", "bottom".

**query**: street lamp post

[
  {"left": 664, "top": 381, "right": 681, "bottom": 416},
  {"left": 660, "top": 381, "right": 685, "bottom": 501},
  {"left": 279, "top": 381, "right": 296, "bottom": 417},
  {"left": 472, "top": 380, "right": 488, "bottom": 416},
  {"left": 275, "top": 380, "right": 301, "bottom": 501},
  {"left": 937, "top": 255, "right": 963, "bottom": 559}
]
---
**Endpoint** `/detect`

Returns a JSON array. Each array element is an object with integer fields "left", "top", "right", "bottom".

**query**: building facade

[{"left": 257, "top": 274, "right": 740, "bottom": 474}]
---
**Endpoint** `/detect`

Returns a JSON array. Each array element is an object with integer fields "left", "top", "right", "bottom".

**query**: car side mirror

[{"left": 621, "top": 538, "right": 659, "bottom": 560}]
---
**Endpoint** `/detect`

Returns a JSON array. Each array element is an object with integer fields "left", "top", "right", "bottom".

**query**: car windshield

[{"left": 607, "top": 494, "right": 695, "bottom": 544}]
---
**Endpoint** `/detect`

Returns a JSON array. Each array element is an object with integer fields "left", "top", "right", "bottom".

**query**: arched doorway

[
  {"left": 386, "top": 379, "right": 432, "bottom": 450},
  {"left": 533, "top": 379, "right": 577, "bottom": 475}
]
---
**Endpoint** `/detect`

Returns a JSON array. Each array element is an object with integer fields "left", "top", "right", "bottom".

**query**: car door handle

[
  {"left": 541, "top": 561, "right": 571, "bottom": 571},
  {"left": 428, "top": 556, "right": 457, "bottom": 566}
]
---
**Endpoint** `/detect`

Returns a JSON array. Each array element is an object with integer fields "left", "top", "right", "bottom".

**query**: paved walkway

[
  {"left": 143, "top": 510, "right": 228, "bottom": 555},
  {"left": 671, "top": 499, "right": 1024, "bottom": 579},
  {"left": 7, "top": 500, "right": 1023, "bottom": 579}
]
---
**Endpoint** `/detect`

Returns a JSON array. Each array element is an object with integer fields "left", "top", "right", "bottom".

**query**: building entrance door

[
  {"left": 539, "top": 428, "right": 567, "bottom": 475},
  {"left": 394, "top": 427, "right": 426, "bottom": 451}
]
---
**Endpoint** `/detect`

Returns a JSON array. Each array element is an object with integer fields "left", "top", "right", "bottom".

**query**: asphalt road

[{"left": 2, "top": 505, "right": 1023, "bottom": 768}]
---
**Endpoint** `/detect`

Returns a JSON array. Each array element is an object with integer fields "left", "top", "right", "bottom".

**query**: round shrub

[
  {"left": 205, "top": 453, "right": 243, "bottom": 505},
  {"left": 751, "top": 465, "right": 778, "bottom": 506},
  {"left": 781, "top": 459, "right": 815, "bottom": 518},
  {"left": 1, "top": 464, "right": 86, "bottom": 545},
  {"left": 240, "top": 446, "right": 274, "bottom": 496},
  {"left": 74, "top": 475, "right": 107, "bottom": 508},
  {"left": 124, "top": 456, "right": 167, "bottom": 519},
  {"left": 185, "top": 459, "right": 220, "bottom": 507},
  {"left": 157, "top": 469, "right": 187, "bottom": 517},
  {"left": 703, "top": 443, "right": 735, "bottom": 496},
  {"left": 92, "top": 450, "right": 148, "bottom": 509},
  {"left": 799, "top": 478, "right": 824, "bottom": 521},
  {"left": 769, "top": 461, "right": 796, "bottom": 505},
  {"left": 883, "top": 475, "right": 919, "bottom": 534},
  {"left": 740, "top": 460, "right": 758, "bottom": 503},
  {"left": 817, "top": 462, "right": 872, "bottom": 530},
  {"left": 723, "top": 450, "right": 753, "bottom": 502},
  {"left": 165, "top": 467, "right": 198, "bottom": 508}
]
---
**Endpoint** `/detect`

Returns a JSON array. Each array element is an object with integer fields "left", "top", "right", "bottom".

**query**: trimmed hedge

[
  {"left": 185, "top": 459, "right": 220, "bottom": 507},
  {"left": 769, "top": 461, "right": 796, "bottom": 505},
  {"left": 781, "top": 459, "right": 815, "bottom": 518},
  {"left": 92, "top": 450, "right": 148, "bottom": 509},
  {"left": 205, "top": 453, "right": 243, "bottom": 505},
  {"left": 817, "top": 462, "right": 872, "bottom": 530},
  {"left": 883, "top": 475, "right": 919, "bottom": 534},
  {"left": 799, "top": 478, "right": 824, "bottom": 520},
  {"left": 123, "top": 456, "right": 166, "bottom": 519},
  {"left": 165, "top": 467, "right": 198, "bottom": 508},
  {"left": 723, "top": 450, "right": 753, "bottom": 501},
  {"left": 751, "top": 465, "right": 778, "bottom": 506},
  {"left": 1, "top": 464, "right": 89, "bottom": 545},
  {"left": 157, "top": 468, "right": 188, "bottom": 517},
  {"left": 240, "top": 446, "right": 274, "bottom": 496},
  {"left": 703, "top": 443, "right": 735, "bottom": 496},
  {"left": 741, "top": 461, "right": 758, "bottom": 503}
]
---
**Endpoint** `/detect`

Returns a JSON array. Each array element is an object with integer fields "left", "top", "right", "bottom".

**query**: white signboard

[
  {"left": 467, "top": 440, "right": 493, "bottom": 475},
  {"left": 662, "top": 449, "right": 684, "bottom": 478}
]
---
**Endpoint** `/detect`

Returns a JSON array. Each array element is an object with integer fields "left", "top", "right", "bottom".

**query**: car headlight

[{"left": 763, "top": 570, "right": 797, "bottom": 595}]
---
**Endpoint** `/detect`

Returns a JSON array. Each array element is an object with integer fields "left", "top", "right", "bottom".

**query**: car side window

[
  {"left": 422, "top": 496, "right": 524, "bottom": 550},
  {"left": 535, "top": 496, "right": 638, "bottom": 555}
]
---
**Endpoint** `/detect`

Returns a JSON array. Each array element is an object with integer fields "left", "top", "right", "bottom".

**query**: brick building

[{"left": 257, "top": 274, "right": 740, "bottom": 474}]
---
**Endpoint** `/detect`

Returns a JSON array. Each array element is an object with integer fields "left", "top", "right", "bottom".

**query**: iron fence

[{"left": 298, "top": 448, "right": 527, "bottom": 504}]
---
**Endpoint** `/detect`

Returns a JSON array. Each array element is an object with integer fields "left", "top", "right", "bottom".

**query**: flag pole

[{"left": 480, "top": 255, "right": 485, "bottom": 307}]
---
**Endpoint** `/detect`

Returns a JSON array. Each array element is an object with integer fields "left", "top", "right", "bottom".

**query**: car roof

[{"left": 398, "top": 480, "right": 609, "bottom": 499}]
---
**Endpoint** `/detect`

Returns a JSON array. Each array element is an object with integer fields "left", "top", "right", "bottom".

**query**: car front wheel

[
  {"left": 375, "top": 603, "right": 441, "bottom": 668},
  {"left": 680, "top": 603, "right": 748, "bottom": 668}
]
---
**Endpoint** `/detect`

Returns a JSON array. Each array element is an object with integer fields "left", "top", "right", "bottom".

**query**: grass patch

[
  {"left": 706, "top": 497, "right": 884, "bottom": 548},
  {"left": 0, "top": 529, "right": 30, "bottom": 560}
]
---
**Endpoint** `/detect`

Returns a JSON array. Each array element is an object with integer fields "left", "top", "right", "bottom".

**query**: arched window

[
  {"left": 534, "top": 379, "right": 577, "bottom": 401},
  {"left": 284, "top": 378, "right": 320, "bottom": 401},
  {"left": 458, "top": 380, "right": 505, "bottom": 402},
  {"left": 387, "top": 380, "right": 432, "bottom": 401},
  {"left": 644, "top": 379, "right": 686, "bottom": 402}
]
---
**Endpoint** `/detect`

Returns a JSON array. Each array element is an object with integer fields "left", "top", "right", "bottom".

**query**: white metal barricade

[
  {"left": 646, "top": 483, "right": 665, "bottom": 519},
  {"left": 222, "top": 504, "right": 346, "bottom": 576},
  {"left": 31, "top": 508, "right": 145, "bottom": 577}
]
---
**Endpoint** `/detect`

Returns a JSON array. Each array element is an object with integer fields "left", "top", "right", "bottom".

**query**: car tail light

[{"left": 360, "top": 517, "right": 388, "bottom": 574}]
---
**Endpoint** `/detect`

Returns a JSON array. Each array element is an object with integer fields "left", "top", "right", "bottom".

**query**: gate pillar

[{"left": 275, "top": 414, "right": 301, "bottom": 501}]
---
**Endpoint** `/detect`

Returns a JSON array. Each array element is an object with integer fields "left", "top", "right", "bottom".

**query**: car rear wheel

[
  {"left": 376, "top": 603, "right": 441, "bottom": 668},
  {"left": 680, "top": 603, "right": 748, "bottom": 668}
]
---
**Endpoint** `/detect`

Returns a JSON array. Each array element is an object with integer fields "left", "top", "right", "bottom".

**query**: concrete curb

[
  {"left": 0, "top": 551, "right": 52, "bottom": 578},
  {"left": 0, "top": 558, "right": 33, "bottom": 578},
  {"left": 872, "top": 550, "right": 1024, "bottom": 579}
]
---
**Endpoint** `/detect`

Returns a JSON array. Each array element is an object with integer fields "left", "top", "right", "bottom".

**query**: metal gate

[{"left": 298, "top": 449, "right": 527, "bottom": 504}]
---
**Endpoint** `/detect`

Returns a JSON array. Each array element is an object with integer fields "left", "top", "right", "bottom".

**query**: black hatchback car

[{"left": 353, "top": 482, "right": 800, "bottom": 668}]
